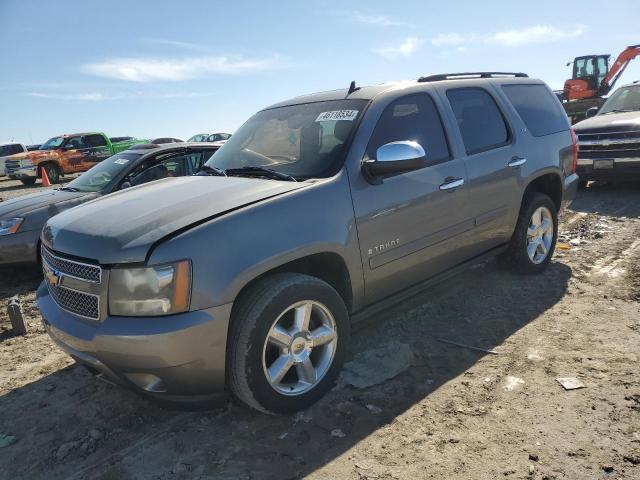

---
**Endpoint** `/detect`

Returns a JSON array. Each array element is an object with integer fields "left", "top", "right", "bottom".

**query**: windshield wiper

[
  {"left": 601, "top": 109, "right": 634, "bottom": 114},
  {"left": 58, "top": 186, "right": 80, "bottom": 192},
  {"left": 224, "top": 166, "right": 297, "bottom": 182},
  {"left": 197, "top": 165, "right": 227, "bottom": 176}
]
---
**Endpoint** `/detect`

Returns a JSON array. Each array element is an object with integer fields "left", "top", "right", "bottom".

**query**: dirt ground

[{"left": 0, "top": 176, "right": 639, "bottom": 480}]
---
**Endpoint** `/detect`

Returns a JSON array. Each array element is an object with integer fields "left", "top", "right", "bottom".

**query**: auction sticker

[
  {"left": 315, "top": 110, "right": 359, "bottom": 122},
  {"left": 114, "top": 158, "right": 129, "bottom": 165}
]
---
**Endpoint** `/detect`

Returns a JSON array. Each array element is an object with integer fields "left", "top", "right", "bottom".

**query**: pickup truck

[
  {"left": 574, "top": 81, "right": 640, "bottom": 185},
  {"left": 5, "top": 132, "right": 148, "bottom": 185},
  {"left": 0, "top": 142, "right": 28, "bottom": 176},
  {"left": 37, "top": 73, "right": 578, "bottom": 414}
]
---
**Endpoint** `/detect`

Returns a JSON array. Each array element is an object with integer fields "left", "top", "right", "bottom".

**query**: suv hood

[
  {"left": 574, "top": 110, "right": 640, "bottom": 133},
  {"left": 42, "top": 175, "right": 306, "bottom": 264},
  {"left": 0, "top": 189, "right": 89, "bottom": 221}
]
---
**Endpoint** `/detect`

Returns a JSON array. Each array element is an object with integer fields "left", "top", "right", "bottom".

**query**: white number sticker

[
  {"left": 315, "top": 110, "right": 359, "bottom": 122},
  {"left": 114, "top": 158, "right": 129, "bottom": 165}
]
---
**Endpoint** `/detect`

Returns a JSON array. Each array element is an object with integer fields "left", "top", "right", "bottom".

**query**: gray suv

[{"left": 37, "top": 73, "right": 579, "bottom": 413}]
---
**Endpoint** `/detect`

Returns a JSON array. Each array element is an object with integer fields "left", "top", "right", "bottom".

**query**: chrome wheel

[
  {"left": 262, "top": 300, "right": 338, "bottom": 396},
  {"left": 526, "top": 206, "right": 553, "bottom": 264}
]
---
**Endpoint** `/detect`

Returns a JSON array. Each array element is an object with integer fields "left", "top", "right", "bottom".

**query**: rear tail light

[{"left": 570, "top": 129, "right": 578, "bottom": 173}]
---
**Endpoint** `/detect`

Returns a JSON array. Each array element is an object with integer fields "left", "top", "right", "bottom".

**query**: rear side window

[
  {"left": 447, "top": 88, "right": 509, "bottom": 155},
  {"left": 85, "top": 134, "right": 108, "bottom": 147},
  {"left": 502, "top": 84, "right": 569, "bottom": 137},
  {"left": 367, "top": 93, "right": 450, "bottom": 164}
]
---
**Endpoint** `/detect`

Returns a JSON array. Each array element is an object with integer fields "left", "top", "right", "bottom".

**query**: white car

[
  {"left": 0, "top": 142, "right": 28, "bottom": 176},
  {"left": 187, "top": 132, "right": 232, "bottom": 142}
]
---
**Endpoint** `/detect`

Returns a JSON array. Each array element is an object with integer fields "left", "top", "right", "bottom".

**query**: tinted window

[
  {"left": 502, "top": 84, "right": 569, "bottom": 137},
  {"left": 64, "top": 136, "right": 88, "bottom": 150},
  {"left": 85, "top": 134, "right": 108, "bottom": 147},
  {"left": 447, "top": 88, "right": 509, "bottom": 154},
  {"left": 367, "top": 94, "right": 450, "bottom": 163},
  {"left": 67, "top": 152, "right": 142, "bottom": 192},
  {"left": 0, "top": 144, "right": 23, "bottom": 156}
]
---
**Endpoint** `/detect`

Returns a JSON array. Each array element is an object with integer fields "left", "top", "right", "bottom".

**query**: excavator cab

[{"left": 564, "top": 54, "right": 610, "bottom": 101}]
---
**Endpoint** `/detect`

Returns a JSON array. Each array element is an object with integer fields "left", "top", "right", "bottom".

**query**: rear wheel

[
  {"left": 227, "top": 273, "right": 349, "bottom": 414},
  {"left": 507, "top": 192, "right": 558, "bottom": 274},
  {"left": 41, "top": 163, "right": 61, "bottom": 184}
]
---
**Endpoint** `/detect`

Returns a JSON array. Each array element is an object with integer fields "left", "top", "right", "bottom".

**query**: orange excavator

[{"left": 559, "top": 44, "right": 640, "bottom": 123}]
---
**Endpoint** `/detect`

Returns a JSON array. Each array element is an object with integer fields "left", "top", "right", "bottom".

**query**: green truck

[{"left": 5, "top": 132, "right": 149, "bottom": 184}]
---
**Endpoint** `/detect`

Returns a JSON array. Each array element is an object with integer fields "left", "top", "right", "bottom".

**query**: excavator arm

[{"left": 601, "top": 44, "right": 640, "bottom": 94}]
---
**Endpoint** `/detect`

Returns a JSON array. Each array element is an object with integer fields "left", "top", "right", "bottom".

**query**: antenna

[{"left": 347, "top": 80, "right": 359, "bottom": 94}]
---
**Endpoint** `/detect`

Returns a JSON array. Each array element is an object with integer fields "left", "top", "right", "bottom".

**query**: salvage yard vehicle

[
  {"left": 0, "top": 142, "right": 28, "bottom": 176},
  {"left": 0, "top": 142, "right": 221, "bottom": 265},
  {"left": 188, "top": 132, "right": 232, "bottom": 142},
  {"left": 574, "top": 81, "right": 640, "bottom": 185},
  {"left": 4, "top": 132, "right": 149, "bottom": 185},
  {"left": 37, "top": 73, "right": 578, "bottom": 414}
]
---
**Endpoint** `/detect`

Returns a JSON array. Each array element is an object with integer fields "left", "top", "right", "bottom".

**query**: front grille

[
  {"left": 47, "top": 283, "right": 99, "bottom": 320},
  {"left": 578, "top": 130, "right": 640, "bottom": 159},
  {"left": 41, "top": 246, "right": 103, "bottom": 321},
  {"left": 41, "top": 246, "right": 101, "bottom": 283},
  {"left": 5, "top": 159, "right": 21, "bottom": 174}
]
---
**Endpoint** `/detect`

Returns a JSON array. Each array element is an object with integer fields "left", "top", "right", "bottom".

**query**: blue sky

[{"left": 1, "top": 0, "right": 639, "bottom": 144}]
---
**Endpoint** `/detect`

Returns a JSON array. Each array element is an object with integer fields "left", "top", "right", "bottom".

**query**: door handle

[
  {"left": 508, "top": 156, "right": 527, "bottom": 167},
  {"left": 439, "top": 178, "right": 464, "bottom": 191}
]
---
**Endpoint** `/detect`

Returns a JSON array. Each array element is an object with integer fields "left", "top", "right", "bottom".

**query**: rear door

[
  {"left": 83, "top": 134, "right": 111, "bottom": 165},
  {"left": 440, "top": 86, "right": 523, "bottom": 253},
  {"left": 350, "top": 92, "right": 471, "bottom": 303}
]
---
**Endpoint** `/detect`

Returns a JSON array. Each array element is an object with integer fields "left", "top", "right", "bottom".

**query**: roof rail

[{"left": 418, "top": 72, "right": 529, "bottom": 82}]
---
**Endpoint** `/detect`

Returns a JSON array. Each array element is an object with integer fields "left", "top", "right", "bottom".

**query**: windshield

[
  {"left": 600, "top": 86, "right": 640, "bottom": 114},
  {"left": 66, "top": 151, "right": 142, "bottom": 192},
  {"left": 39, "top": 136, "right": 65, "bottom": 150},
  {"left": 205, "top": 99, "right": 367, "bottom": 179}
]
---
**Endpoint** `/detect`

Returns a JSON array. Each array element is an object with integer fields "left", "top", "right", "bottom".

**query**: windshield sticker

[
  {"left": 315, "top": 110, "right": 359, "bottom": 122},
  {"left": 114, "top": 158, "right": 129, "bottom": 165}
]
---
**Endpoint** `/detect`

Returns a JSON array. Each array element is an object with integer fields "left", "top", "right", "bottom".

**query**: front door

[{"left": 350, "top": 93, "right": 471, "bottom": 303}]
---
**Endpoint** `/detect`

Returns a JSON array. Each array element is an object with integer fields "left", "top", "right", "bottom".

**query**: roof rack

[{"left": 418, "top": 72, "right": 528, "bottom": 82}]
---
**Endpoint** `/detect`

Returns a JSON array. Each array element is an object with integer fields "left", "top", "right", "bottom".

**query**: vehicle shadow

[
  {"left": 0, "top": 183, "right": 42, "bottom": 196},
  {"left": 0, "top": 259, "right": 571, "bottom": 480},
  {"left": 570, "top": 181, "right": 640, "bottom": 218}
]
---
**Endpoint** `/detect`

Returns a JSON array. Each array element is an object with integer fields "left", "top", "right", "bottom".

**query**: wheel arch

[
  {"left": 231, "top": 252, "right": 354, "bottom": 316},
  {"left": 522, "top": 172, "right": 563, "bottom": 212}
]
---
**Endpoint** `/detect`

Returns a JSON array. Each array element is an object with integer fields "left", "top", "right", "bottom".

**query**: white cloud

[
  {"left": 373, "top": 37, "right": 424, "bottom": 60},
  {"left": 333, "top": 10, "right": 410, "bottom": 27},
  {"left": 488, "top": 25, "right": 586, "bottom": 46},
  {"left": 140, "top": 37, "right": 209, "bottom": 52},
  {"left": 27, "top": 91, "right": 215, "bottom": 101},
  {"left": 430, "top": 24, "right": 587, "bottom": 49},
  {"left": 82, "top": 55, "right": 285, "bottom": 82}
]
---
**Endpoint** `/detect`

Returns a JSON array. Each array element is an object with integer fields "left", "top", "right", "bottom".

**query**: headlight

[
  {"left": 109, "top": 260, "right": 191, "bottom": 316},
  {"left": 0, "top": 218, "right": 23, "bottom": 236}
]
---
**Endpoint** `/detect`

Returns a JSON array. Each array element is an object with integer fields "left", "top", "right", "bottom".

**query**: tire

[
  {"left": 227, "top": 273, "right": 349, "bottom": 414},
  {"left": 20, "top": 178, "right": 36, "bottom": 185},
  {"left": 578, "top": 180, "right": 588, "bottom": 189},
  {"left": 507, "top": 192, "right": 558, "bottom": 274},
  {"left": 42, "top": 163, "right": 62, "bottom": 184}
]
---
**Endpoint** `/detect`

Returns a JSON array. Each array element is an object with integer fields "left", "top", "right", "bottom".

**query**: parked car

[
  {"left": 37, "top": 73, "right": 578, "bottom": 413},
  {"left": 0, "top": 142, "right": 220, "bottom": 265},
  {"left": 4, "top": 132, "right": 149, "bottom": 185},
  {"left": 574, "top": 81, "right": 640, "bottom": 185},
  {"left": 151, "top": 137, "right": 184, "bottom": 144},
  {"left": 26, "top": 144, "right": 42, "bottom": 151},
  {"left": 0, "top": 142, "right": 28, "bottom": 176},
  {"left": 188, "top": 132, "right": 232, "bottom": 142}
]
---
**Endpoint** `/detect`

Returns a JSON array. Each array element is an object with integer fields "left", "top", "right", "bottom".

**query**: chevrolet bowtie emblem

[{"left": 44, "top": 265, "right": 63, "bottom": 287}]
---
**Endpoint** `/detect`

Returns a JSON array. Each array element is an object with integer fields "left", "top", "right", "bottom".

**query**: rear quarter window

[{"left": 502, "top": 84, "right": 569, "bottom": 137}]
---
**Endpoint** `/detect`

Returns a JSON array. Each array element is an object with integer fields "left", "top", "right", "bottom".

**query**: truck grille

[
  {"left": 41, "top": 246, "right": 102, "bottom": 320},
  {"left": 578, "top": 130, "right": 640, "bottom": 159},
  {"left": 47, "top": 283, "right": 100, "bottom": 320},
  {"left": 5, "top": 159, "right": 22, "bottom": 175},
  {"left": 41, "top": 246, "right": 101, "bottom": 283}
]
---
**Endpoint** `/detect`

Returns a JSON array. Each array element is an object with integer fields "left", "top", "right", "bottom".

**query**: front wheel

[
  {"left": 227, "top": 273, "right": 349, "bottom": 414},
  {"left": 507, "top": 192, "right": 558, "bottom": 274},
  {"left": 42, "top": 163, "right": 61, "bottom": 184}
]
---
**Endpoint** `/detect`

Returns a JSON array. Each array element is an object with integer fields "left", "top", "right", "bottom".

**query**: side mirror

[
  {"left": 120, "top": 181, "right": 131, "bottom": 190},
  {"left": 586, "top": 106, "right": 599, "bottom": 118},
  {"left": 363, "top": 141, "right": 427, "bottom": 179}
]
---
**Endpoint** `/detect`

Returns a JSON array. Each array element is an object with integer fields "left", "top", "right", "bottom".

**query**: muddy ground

[{"left": 0, "top": 176, "right": 639, "bottom": 480}]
